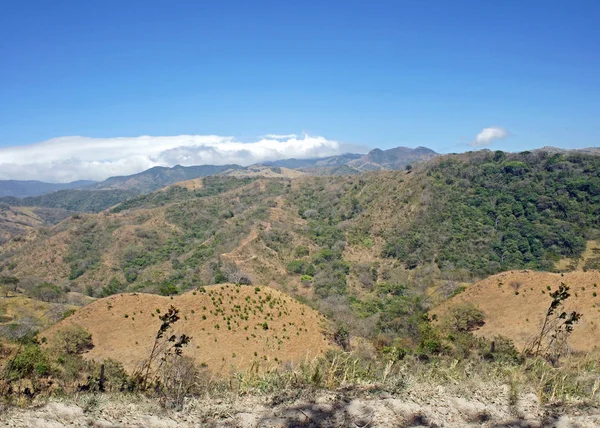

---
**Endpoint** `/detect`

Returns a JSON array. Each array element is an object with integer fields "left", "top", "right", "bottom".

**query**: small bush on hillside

[
  {"left": 51, "top": 325, "right": 93, "bottom": 355},
  {"left": 100, "top": 278, "right": 126, "bottom": 297},
  {"left": 4, "top": 343, "right": 51, "bottom": 380},
  {"left": 159, "top": 283, "right": 179, "bottom": 296},
  {"left": 28, "top": 282, "right": 64, "bottom": 303},
  {"left": 287, "top": 260, "right": 307, "bottom": 274},
  {"left": 294, "top": 245, "right": 309, "bottom": 257},
  {"left": 300, "top": 274, "right": 313, "bottom": 285},
  {"left": 333, "top": 325, "right": 350, "bottom": 351},
  {"left": 0, "top": 275, "right": 19, "bottom": 297},
  {"left": 442, "top": 302, "right": 485, "bottom": 333}
]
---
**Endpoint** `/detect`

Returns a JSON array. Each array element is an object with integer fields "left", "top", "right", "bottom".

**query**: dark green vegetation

[{"left": 383, "top": 151, "right": 600, "bottom": 276}]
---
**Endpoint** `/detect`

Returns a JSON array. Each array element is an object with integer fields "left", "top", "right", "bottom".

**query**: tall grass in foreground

[{"left": 223, "top": 349, "right": 600, "bottom": 405}]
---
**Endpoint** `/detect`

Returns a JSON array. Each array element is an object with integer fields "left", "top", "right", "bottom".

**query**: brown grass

[
  {"left": 223, "top": 165, "right": 306, "bottom": 179},
  {"left": 432, "top": 270, "right": 600, "bottom": 352},
  {"left": 41, "top": 284, "right": 333, "bottom": 375},
  {"left": 166, "top": 177, "right": 204, "bottom": 191}
]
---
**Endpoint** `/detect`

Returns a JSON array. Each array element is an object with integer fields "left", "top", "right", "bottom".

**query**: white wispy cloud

[
  {"left": 470, "top": 127, "right": 509, "bottom": 147},
  {"left": 261, "top": 134, "right": 298, "bottom": 140},
  {"left": 0, "top": 134, "right": 363, "bottom": 182}
]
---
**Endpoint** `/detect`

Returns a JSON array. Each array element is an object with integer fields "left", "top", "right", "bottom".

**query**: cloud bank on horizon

[
  {"left": 0, "top": 134, "right": 364, "bottom": 183},
  {"left": 470, "top": 127, "right": 509, "bottom": 147}
]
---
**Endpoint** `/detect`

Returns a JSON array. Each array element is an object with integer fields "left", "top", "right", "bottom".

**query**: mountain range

[
  {"left": 0, "top": 145, "right": 439, "bottom": 201},
  {"left": 0, "top": 180, "right": 96, "bottom": 198}
]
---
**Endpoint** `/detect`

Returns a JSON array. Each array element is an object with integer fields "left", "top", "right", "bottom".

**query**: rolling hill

[
  {"left": 1, "top": 149, "right": 599, "bottom": 360},
  {"left": 42, "top": 284, "right": 332, "bottom": 374},
  {"left": 263, "top": 153, "right": 362, "bottom": 169},
  {"left": 89, "top": 164, "right": 242, "bottom": 192},
  {"left": 0, "top": 165, "right": 242, "bottom": 213},
  {"left": 432, "top": 270, "right": 600, "bottom": 352}
]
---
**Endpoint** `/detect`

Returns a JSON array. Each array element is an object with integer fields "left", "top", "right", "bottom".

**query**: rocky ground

[{"left": 2, "top": 385, "right": 600, "bottom": 427}]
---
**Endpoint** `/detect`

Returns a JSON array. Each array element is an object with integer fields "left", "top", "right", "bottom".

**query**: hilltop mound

[
  {"left": 42, "top": 284, "right": 332, "bottom": 374},
  {"left": 432, "top": 270, "right": 600, "bottom": 351}
]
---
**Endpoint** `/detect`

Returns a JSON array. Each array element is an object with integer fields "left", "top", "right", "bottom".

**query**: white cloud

[
  {"left": 261, "top": 134, "right": 298, "bottom": 140},
  {"left": 470, "top": 127, "right": 509, "bottom": 147},
  {"left": 0, "top": 134, "right": 363, "bottom": 182}
]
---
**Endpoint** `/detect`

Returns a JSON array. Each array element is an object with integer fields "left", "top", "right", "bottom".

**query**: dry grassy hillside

[
  {"left": 432, "top": 270, "right": 600, "bottom": 352},
  {"left": 222, "top": 165, "right": 306, "bottom": 179},
  {"left": 0, "top": 178, "right": 288, "bottom": 291},
  {"left": 42, "top": 284, "right": 333, "bottom": 374},
  {"left": 0, "top": 205, "right": 72, "bottom": 244},
  {"left": 0, "top": 295, "right": 83, "bottom": 341}
]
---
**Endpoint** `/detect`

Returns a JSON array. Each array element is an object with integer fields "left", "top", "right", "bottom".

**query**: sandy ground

[{"left": 2, "top": 387, "right": 600, "bottom": 427}]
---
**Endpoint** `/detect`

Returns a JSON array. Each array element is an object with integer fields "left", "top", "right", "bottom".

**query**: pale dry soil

[{"left": 2, "top": 386, "right": 599, "bottom": 428}]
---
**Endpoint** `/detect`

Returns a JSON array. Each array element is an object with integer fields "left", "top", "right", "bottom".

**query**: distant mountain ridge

[
  {"left": 89, "top": 164, "right": 242, "bottom": 192},
  {"left": 531, "top": 146, "right": 600, "bottom": 155},
  {"left": 3, "top": 145, "right": 599, "bottom": 200},
  {"left": 348, "top": 146, "right": 438, "bottom": 171},
  {"left": 0, "top": 146, "right": 439, "bottom": 201},
  {"left": 0, "top": 180, "right": 96, "bottom": 198},
  {"left": 263, "top": 153, "right": 363, "bottom": 169}
]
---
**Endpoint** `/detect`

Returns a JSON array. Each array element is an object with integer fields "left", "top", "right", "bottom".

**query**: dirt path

[{"left": 3, "top": 388, "right": 599, "bottom": 427}]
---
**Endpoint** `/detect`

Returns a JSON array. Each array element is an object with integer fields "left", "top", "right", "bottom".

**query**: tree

[
  {"left": 442, "top": 302, "right": 485, "bottom": 333},
  {"left": 0, "top": 275, "right": 19, "bottom": 297},
  {"left": 30, "top": 283, "right": 64, "bottom": 302},
  {"left": 51, "top": 325, "right": 93, "bottom": 355},
  {"left": 333, "top": 325, "right": 350, "bottom": 351}
]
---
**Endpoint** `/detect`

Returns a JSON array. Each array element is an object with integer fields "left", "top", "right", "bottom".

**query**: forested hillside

[
  {"left": 383, "top": 150, "right": 600, "bottom": 276},
  {"left": 2, "top": 150, "right": 599, "bottom": 295},
  {"left": 1, "top": 150, "right": 598, "bottom": 347}
]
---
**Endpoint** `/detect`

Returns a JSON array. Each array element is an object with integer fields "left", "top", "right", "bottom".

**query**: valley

[{"left": 1, "top": 147, "right": 600, "bottom": 425}]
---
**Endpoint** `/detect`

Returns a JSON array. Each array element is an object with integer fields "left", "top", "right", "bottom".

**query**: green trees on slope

[{"left": 384, "top": 151, "right": 600, "bottom": 275}]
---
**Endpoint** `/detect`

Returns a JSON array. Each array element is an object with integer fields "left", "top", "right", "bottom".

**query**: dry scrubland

[
  {"left": 42, "top": 284, "right": 331, "bottom": 374},
  {"left": 433, "top": 270, "right": 600, "bottom": 352},
  {"left": 2, "top": 152, "right": 600, "bottom": 425},
  {"left": 2, "top": 371, "right": 600, "bottom": 427}
]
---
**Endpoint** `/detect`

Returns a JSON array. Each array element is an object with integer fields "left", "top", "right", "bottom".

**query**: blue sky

[{"left": 0, "top": 1, "right": 599, "bottom": 180}]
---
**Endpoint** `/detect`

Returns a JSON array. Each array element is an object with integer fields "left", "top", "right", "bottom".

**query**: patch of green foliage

[
  {"left": 383, "top": 151, "right": 600, "bottom": 275},
  {"left": 63, "top": 218, "right": 118, "bottom": 279}
]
